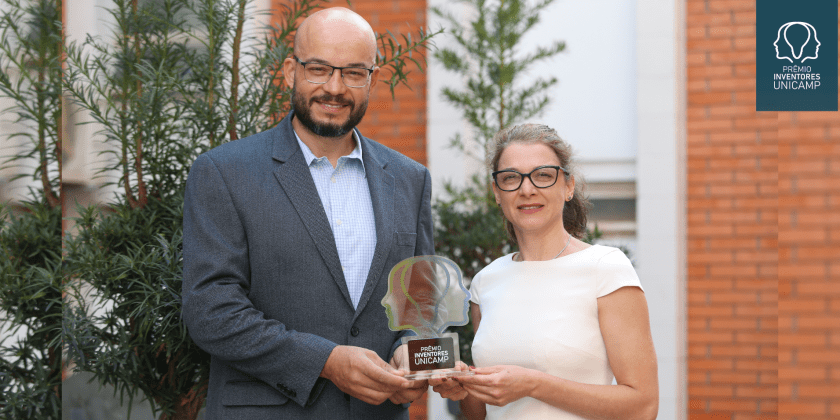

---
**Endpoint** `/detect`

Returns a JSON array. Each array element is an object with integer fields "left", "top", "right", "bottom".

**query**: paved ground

[{"left": 62, "top": 371, "right": 204, "bottom": 420}]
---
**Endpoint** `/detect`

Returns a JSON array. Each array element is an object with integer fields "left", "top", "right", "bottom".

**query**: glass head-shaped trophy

[{"left": 381, "top": 256, "right": 474, "bottom": 380}]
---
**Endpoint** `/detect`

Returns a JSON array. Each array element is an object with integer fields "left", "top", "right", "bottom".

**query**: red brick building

[{"left": 688, "top": 2, "right": 840, "bottom": 419}]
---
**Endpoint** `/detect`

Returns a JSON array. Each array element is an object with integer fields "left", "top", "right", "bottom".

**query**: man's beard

[{"left": 291, "top": 84, "right": 368, "bottom": 138}]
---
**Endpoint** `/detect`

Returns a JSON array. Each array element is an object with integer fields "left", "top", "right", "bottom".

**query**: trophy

[{"left": 381, "top": 256, "right": 474, "bottom": 380}]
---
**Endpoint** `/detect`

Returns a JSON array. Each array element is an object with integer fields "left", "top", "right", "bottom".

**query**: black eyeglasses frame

[
  {"left": 491, "top": 165, "right": 568, "bottom": 192},
  {"left": 293, "top": 55, "right": 375, "bottom": 88}
]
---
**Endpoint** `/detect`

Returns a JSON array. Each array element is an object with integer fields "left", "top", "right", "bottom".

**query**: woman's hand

[
  {"left": 428, "top": 361, "right": 470, "bottom": 401},
  {"left": 429, "top": 376, "right": 469, "bottom": 401},
  {"left": 455, "top": 365, "right": 539, "bottom": 406}
]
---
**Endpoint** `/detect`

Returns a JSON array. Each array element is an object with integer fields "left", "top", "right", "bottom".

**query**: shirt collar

[{"left": 293, "top": 129, "right": 366, "bottom": 174}]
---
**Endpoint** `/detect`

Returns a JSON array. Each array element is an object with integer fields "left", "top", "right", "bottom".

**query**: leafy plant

[
  {"left": 432, "top": 0, "right": 564, "bottom": 159},
  {"left": 0, "top": 0, "right": 63, "bottom": 418},
  {"left": 64, "top": 195, "right": 203, "bottom": 420},
  {"left": 0, "top": 0, "right": 62, "bottom": 205},
  {"left": 62, "top": 1, "right": 439, "bottom": 419},
  {"left": 0, "top": 199, "right": 62, "bottom": 419}
]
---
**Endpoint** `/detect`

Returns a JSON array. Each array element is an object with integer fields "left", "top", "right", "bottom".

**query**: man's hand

[
  {"left": 320, "top": 345, "right": 409, "bottom": 405},
  {"left": 388, "top": 344, "right": 429, "bottom": 405}
]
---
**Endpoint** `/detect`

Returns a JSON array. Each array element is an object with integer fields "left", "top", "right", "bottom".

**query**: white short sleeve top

[{"left": 468, "top": 245, "right": 643, "bottom": 420}]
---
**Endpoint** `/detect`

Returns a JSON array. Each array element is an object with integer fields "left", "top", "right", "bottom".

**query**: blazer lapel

[
  {"left": 353, "top": 134, "right": 394, "bottom": 319},
  {"left": 271, "top": 114, "right": 353, "bottom": 308}
]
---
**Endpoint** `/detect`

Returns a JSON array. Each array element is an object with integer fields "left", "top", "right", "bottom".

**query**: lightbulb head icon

[
  {"left": 381, "top": 256, "right": 470, "bottom": 338},
  {"left": 775, "top": 22, "right": 820, "bottom": 63}
]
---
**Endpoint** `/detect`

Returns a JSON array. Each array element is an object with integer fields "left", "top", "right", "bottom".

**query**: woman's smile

[{"left": 517, "top": 203, "right": 544, "bottom": 214}]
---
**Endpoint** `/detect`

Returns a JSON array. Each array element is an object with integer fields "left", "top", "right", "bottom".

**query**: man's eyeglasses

[
  {"left": 492, "top": 165, "right": 567, "bottom": 192},
  {"left": 294, "top": 56, "right": 374, "bottom": 88}
]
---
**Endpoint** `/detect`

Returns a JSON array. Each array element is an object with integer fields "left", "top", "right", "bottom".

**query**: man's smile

[{"left": 316, "top": 101, "right": 348, "bottom": 113}]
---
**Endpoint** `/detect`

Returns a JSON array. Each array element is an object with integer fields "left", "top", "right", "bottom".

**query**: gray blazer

[{"left": 182, "top": 112, "right": 434, "bottom": 420}]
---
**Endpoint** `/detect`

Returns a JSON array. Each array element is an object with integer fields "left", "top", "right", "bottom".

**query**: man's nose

[{"left": 322, "top": 69, "right": 346, "bottom": 95}]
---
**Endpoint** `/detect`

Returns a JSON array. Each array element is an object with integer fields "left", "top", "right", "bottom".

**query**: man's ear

[
  {"left": 368, "top": 66, "right": 381, "bottom": 91},
  {"left": 282, "top": 57, "right": 296, "bottom": 90}
]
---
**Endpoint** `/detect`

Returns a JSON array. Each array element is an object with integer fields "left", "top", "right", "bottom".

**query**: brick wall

[
  {"left": 346, "top": 0, "right": 428, "bottom": 166},
  {"left": 778, "top": 110, "right": 840, "bottom": 419},
  {"left": 687, "top": 1, "right": 840, "bottom": 419},
  {"left": 271, "top": 1, "right": 430, "bottom": 418}
]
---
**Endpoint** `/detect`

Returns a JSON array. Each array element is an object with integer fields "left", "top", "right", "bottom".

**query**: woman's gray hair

[{"left": 486, "top": 124, "right": 590, "bottom": 244}]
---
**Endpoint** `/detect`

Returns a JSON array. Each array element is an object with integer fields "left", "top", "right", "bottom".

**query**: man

[{"left": 182, "top": 7, "right": 431, "bottom": 419}]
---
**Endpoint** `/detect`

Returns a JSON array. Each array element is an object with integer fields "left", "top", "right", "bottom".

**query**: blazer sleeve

[{"left": 181, "top": 153, "right": 336, "bottom": 408}]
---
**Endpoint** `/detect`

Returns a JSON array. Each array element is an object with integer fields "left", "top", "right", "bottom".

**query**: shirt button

[
  {"left": 331, "top": 177, "right": 336, "bottom": 183},
  {"left": 350, "top": 326, "right": 360, "bottom": 337},
  {"left": 337, "top": 219, "right": 342, "bottom": 225}
]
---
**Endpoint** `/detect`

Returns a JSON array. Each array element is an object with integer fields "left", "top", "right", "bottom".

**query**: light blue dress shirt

[{"left": 294, "top": 131, "right": 376, "bottom": 308}]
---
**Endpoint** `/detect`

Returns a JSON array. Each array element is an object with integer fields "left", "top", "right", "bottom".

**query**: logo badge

[
  {"left": 774, "top": 22, "right": 820, "bottom": 63},
  {"left": 407, "top": 337, "right": 456, "bottom": 371},
  {"left": 757, "top": 2, "right": 837, "bottom": 111}
]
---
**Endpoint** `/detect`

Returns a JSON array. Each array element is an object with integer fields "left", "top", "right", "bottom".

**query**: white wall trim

[{"left": 635, "top": 0, "right": 687, "bottom": 419}]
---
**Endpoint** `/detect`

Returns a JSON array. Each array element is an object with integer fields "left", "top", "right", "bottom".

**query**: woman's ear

[{"left": 566, "top": 175, "right": 576, "bottom": 200}]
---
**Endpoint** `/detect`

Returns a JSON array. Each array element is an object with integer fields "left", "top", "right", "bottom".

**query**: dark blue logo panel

[{"left": 757, "top": 1, "right": 837, "bottom": 111}]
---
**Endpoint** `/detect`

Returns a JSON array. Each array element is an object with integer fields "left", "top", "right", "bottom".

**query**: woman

[{"left": 431, "top": 124, "right": 658, "bottom": 420}]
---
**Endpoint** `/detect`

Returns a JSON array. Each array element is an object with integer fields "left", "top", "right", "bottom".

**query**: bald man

[{"left": 182, "top": 8, "right": 433, "bottom": 419}]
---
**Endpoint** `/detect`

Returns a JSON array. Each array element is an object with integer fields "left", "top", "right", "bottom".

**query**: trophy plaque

[{"left": 381, "top": 256, "right": 474, "bottom": 380}]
